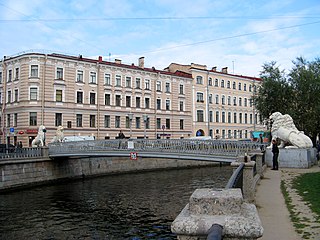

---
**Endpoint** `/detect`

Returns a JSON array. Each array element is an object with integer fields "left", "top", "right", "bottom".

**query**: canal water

[{"left": 0, "top": 166, "right": 232, "bottom": 240}]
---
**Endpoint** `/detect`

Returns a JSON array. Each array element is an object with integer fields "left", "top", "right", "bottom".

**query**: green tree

[{"left": 254, "top": 61, "right": 293, "bottom": 120}]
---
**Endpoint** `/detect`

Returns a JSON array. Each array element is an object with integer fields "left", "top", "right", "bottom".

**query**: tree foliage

[{"left": 255, "top": 57, "right": 320, "bottom": 144}]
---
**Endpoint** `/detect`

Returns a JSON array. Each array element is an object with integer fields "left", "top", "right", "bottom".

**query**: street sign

[
  {"left": 130, "top": 152, "right": 137, "bottom": 160},
  {"left": 10, "top": 128, "right": 14, "bottom": 133}
]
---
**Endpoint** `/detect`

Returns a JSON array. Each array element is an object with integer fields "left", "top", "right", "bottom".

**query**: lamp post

[
  {"left": 143, "top": 114, "right": 148, "bottom": 139},
  {"left": 128, "top": 113, "right": 134, "bottom": 139}
]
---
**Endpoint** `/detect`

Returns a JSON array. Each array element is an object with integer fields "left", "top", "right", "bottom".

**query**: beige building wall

[
  {"left": 0, "top": 53, "right": 193, "bottom": 146},
  {"left": 166, "top": 63, "right": 264, "bottom": 139}
]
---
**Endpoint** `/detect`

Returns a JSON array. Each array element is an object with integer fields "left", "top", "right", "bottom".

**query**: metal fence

[{"left": 0, "top": 147, "right": 44, "bottom": 160}]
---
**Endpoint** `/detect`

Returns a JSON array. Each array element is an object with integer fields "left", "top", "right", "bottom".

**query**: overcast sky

[{"left": 0, "top": 0, "right": 320, "bottom": 77}]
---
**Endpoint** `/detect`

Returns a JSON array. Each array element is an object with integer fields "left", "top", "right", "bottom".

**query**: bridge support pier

[{"left": 171, "top": 188, "right": 263, "bottom": 239}]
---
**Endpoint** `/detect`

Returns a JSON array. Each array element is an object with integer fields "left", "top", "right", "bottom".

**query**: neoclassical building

[
  {"left": 165, "top": 63, "right": 264, "bottom": 139},
  {"left": 0, "top": 53, "right": 193, "bottom": 146}
]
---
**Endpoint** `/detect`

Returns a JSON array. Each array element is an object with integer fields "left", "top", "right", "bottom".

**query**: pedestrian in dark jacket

[{"left": 271, "top": 139, "right": 279, "bottom": 170}]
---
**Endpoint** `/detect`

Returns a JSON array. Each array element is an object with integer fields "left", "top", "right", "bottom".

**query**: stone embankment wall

[{"left": 0, "top": 156, "right": 217, "bottom": 191}]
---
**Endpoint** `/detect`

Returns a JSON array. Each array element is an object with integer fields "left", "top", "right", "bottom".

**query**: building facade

[
  {"left": 0, "top": 53, "right": 193, "bottom": 146},
  {"left": 165, "top": 63, "right": 264, "bottom": 139}
]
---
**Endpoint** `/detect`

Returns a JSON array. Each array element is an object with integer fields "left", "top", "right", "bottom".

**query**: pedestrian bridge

[{"left": 48, "top": 139, "right": 265, "bottom": 163}]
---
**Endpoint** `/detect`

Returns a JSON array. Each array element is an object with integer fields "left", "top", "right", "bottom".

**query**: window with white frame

[
  {"left": 6, "top": 114, "right": 10, "bottom": 127},
  {"left": 165, "top": 82, "right": 170, "bottom": 93},
  {"left": 56, "top": 89, "right": 63, "bottom": 102},
  {"left": 209, "top": 94, "right": 213, "bottom": 104},
  {"left": 228, "top": 112, "right": 231, "bottom": 123},
  {"left": 14, "top": 89, "right": 18, "bottom": 102},
  {"left": 239, "top": 97, "right": 242, "bottom": 106},
  {"left": 233, "top": 97, "right": 237, "bottom": 106},
  {"left": 244, "top": 98, "right": 247, "bottom": 107},
  {"left": 180, "top": 119, "right": 184, "bottom": 130},
  {"left": 196, "top": 76, "right": 203, "bottom": 84},
  {"left": 76, "top": 91, "right": 83, "bottom": 104},
  {"left": 215, "top": 78, "right": 219, "bottom": 87},
  {"left": 116, "top": 95, "right": 121, "bottom": 106},
  {"left": 135, "top": 78, "right": 141, "bottom": 89},
  {"left": 115, "top": 75, "right": 121, "bottom": 86},
  {"left": 136, "top": 96, "right": 141, "bottom": 108},
  {"left": 105, "top": 93, "right": 111, "bottom": 106},
  {"left": 29, "top": 112, "right": 37, "bottom": 126},
  {"left": 30, "top": 65, "right": 39, "bottom": 78},
  {"left": 166, "top": 118, "right": 170, "bottom": 129},
  {"left": 222, "top": 111, "right": 226, "bottom": 123},
  {"left": 197, "top": 92, "right": 204, "bottom": 102},
  {"left": 179, "top": 84, "right": 184, "bottom": 94},
  {"left": 77, "top": 70, "right": 84, "bottom": 82},
  {"left": 89, "top": 92, "right": 96, "bottom": 104},
  {"left": 125, "top": 76, "right": 131, "bottom": 88},
  {"left": 221, "top": 79, "right": 225, "bottom": 88},
  {"left": 136, "top": 117, "right": 141, "bottom": 129},
  {"left": 227, "top": 80, "right": 230, "bottom": 88},
  {"left": 126, "top": 96, "right": 131, "bottom": 107},
  {"left": 7, "top": 69, "right": 12, "bottom": 82},
  {"left": 165, "top": 99, "right": 170, "bottom": 110},
  {"left": 215, "top": 94, "right": 219, "bottom": 104},
  {"left": 15, "top": 67, "right": 19, "bottom": 80},
  {"left": 145, "top": 79, "right": 150, "bottom": 90},
  {"left": 30, "top": 87, "right": 38, "bottom": 101},
  {"left": 156, "top": 81, "right": 161, "bottom": 91},
  {"left": 104, "top": 115, "right": 110, "bottom": 128},
  {"left": 209, "top": 111, "right": 213, "bottom": 122},
  {"left": 228, "top": 96, "right": 231, "bottom": 105},
  {"left": 7, "top": 90, "right": 11, "bottom": 103},
  {"left": 157, "top": 118, "right": 161, "bottom": 129},
  {"left": 90, "top": 115, "right": 96, "bottom": 127},
  {"left": 76, "top": 114, "right": 82, "bottom": 127},
  {"left": 238, "top": 82, "right": 242, "bottom": 90},
  {"left": 244, "top": 83, "right": 247, "bottom": 91},
  {"left": 208, "top": 77, "right": 212, "bottom": 86},
  {"left": 55, "top": 113, "right": 62, "bottom": 126},
  {"left": 157, "top": 99, "right": 161, "bottom": 110},
  {"left": 14, "top": 113, "right": 17, "bottom": 127},
  {"left": 222, "top": 95, "right": 226, "bottom": 105},
  {"left": 179, "top": 100, "right": 184, "bottom": 111},
  {"left": 145, "top": 97, "right": 150, "bottom": 109},
  {"left": 104, "top": 73, "right": 111, "bottom": 85},
  {"left": 0, "top": 71, "right": 2, "bottom": 83},
  {"left": 115, "top": 116, "right": 120, "bottom": 128},
  {"left": 234, "top": 112, "right": 237, "bottom": 123},
  {"left": 90, "top": 72, "right": 97, "bottom": 84},
  {"left": 239, "top": 113, "right": 243, "bottom": 123},
  {"left": 56, "top": 67, "right": 63, "bottom": 80},
  {"left": 233, "top": 81, "right": 236, "bottom": 89},
  {"left": 216, "top": 111, "right": 219, "bottom": 122},
  {"left": 197, "top": 110, "right": 204, "bottom": 122}
]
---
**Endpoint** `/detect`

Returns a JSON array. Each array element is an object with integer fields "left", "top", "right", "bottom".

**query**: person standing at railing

[
  {"left": 271, "top": 139, "right": 279, "bottom": 170},
  {"left": 118, "top": 130, "right": 126, "bottom": 149}
]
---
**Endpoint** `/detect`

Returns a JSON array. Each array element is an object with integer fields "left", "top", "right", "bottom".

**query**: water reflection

[{"left": 0, "top": 166, "right": 232, "bottom": 239}]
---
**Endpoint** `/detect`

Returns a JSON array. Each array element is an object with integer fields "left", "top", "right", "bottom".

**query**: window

[
  {"left": 7, "top": 90, "right": 11, "bottom": 103},
  {"left": 250, "top": 114, "right": 253, "bottom": 124},
  {"left": 29, "top": 112, "right": 37, "bottom": 126},
  {"left": 244, "top": 98, "right": 247, "bottom": 107},
  {"left": 157, "top": 118, "right": 161, "bottom": 129},
  {"left": 244, "top": 84, "right": 247, "bottom": 91},
  {"left": 179, "top": 101, "right": 184, "bottom": 111},
  {"left": 156, "top": 81, "right": 161, "bottom": 91},
  {"left": 30, "top": 65, "right": 39, "bottom": 77},
  {"left": 15, "top": 68, "right": 19, "bottom": 80},
  {"left": 180, "top": 119, "right": 184, "bottom": 130},
  {"left": 136, "top": 117, "right": 141, "bottom": 129},
  {"left": 67, "top": 121, "right": 72, "bottom": 128},
  {"left": 14, "top": 89, "right": 18, "bottom": 102},
  {"left": 239, "top": 113, "right": 243, "bottom": 123},
  {"left": 222, "top": 95, "right": 225, "bottom": 105},
  {"left": 14, "top": 113, "right": 17, "bottom": 127},
  {"left": 227, "top": 80, "right": 230, "bottom": 88},
  {"left": 90, "top": 115, "right": 96, "bottom": 127},
  {"left": 115, "top": 116, "right": 120, "bottom": 128},
  {"left": 234, "top": 130, "right": 237, "bottom": 139},
  {"left": 145, "top": 79, "right": 150, "bottom": 90},
  {"left": 104, "top": 73, "right": 111, "bottom": 85},
  {"left": 179, "top": 84, "right": 184, "bottom": 94},
  {"left": 239, "top": 97, "right": 242, "bottom": 106},
  {"left": 116, "top": 95, "right": 121, "bottom": 106},
  {"left": 76, "top": 114, "right": 82, "bottom": 127},
  {"left": 77, "top": 70, "right": 84, "bottom": 82},
  {"left": 30, "top": 87, "right": 38, "bottom": 101},
  {"left": 0, "top": 72, "right": 2, "bottom": 83},
  {"left": 166, "top": 119, "right": 170, "bottom": 129},
  {"left": 6, "top": 114, "right": 10, "bottom": 127},
  {"left": 208, "top": 77, "right": 212, "bottom": 86},
  {"left": 228, "top": 112, "right": 231, "bottom": 123},
  {"left": 228, "top": 130, "right": 232, "bottom": 139},
  {"left": 145, "top": 98, "right": 150, "bottom": 109},
  {"left": 126, "top": 76, "right": 131, "bottom": 88},
  {"left": 90, "top": 92, "right": 96, "bottom": 104},
  {"left": 215, "top": 111, "right": 219, "bottom": 123},
  {"left": 125, "top": 116, "right": 130, "bottom": 128},
  {"left": 165, "top": 99, "right": 170, "bottom": 110},
  {"left": 227, "top": 96, "right": 231, "bottom": 105},
  {"left": 56, "top": 67, "right": 63, "bottom": 80},
  {"left": 116, "top": 75, "right": 121, "bottom": 86},
  {"left": 105, "top": 94, "right": 111, "bottom": 106},
  {"left": 215, "top": 79, "right": 219, "bottom": 87},
  {"left": 165, "top": 82, "right": 170, "bottom": 93},
  {"left": 56, "top": 89, "right": 62, "bottom": 102},
  {"left": 209, "top": 111, "right": 213, "bottom": 122},
  {"left": 215, "top": 94, "right": 219, "bottom": 104},
  {"left": 209, "top": 94, "right": 213, "bottom": 104},
  {"left": 238, "top": 82, "right": 242, "bottom": 90},
  {"left": 136, "top": 97, "right": 141, "bottom": 108},
  {"left": 156, "top": 99, "right": 161, "bottom": 110},
  {"left": 104, "top": 115, "right": 110, "bottom": 128},
  {"left": 233, "top": 97, "right": 237, "bottom": 106},
  {"left": 146, "top": 117, "right": 150, "bottom": 129},
  {"left": 90, "top": 72, "right": 96, "bottom": 84},
  {"left": 197, "top": 92, "right": 204, "bottom": 102},
  {"left": 245, "top": 113, "right": 248, "bottom": 124},
  {"left": 197, "top": 110, "right": 204, "bottom": 122},
  {"left": 55, "top": 113, "right": 62, "bottom": 126},
  {"left": 221, "top": 79, "right": 225, "bottom": 88},
  {"left": 8, "top": 69, "right": 12, "bottom": 82},
  {"left": 135, "top": 78, "right": 141, "bottom": 89},
  {"left": 233, "top": 81, "right": 236, "bottom": 89},
  {"left": 222, "top": 112, "right": 226, "bottom": 123},
  {"left": 249, "top": 85, "right": 252, "bottom": 92},
  {"left": 76, "top": 91, "right": 83, "bottom": 104},
  {"left": 234, "top": 112, "right": 237, "bottom": 123},
  {"left": 126, "top": 96, "right": 131, "bottom": 107},
  {"left": 196, "top": 76, "right": 203, "bottom": 84}
]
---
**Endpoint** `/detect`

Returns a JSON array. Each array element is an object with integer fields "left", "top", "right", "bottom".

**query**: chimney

[
  {"left": 138, "top": 57, "right": 145, "bottom": 68},
  {"left": 222, "top": 67, "right": 228, "bottom": 73},
  {"left": 115, "top": 59, "right": 122, "bottom": 64},
  {"left": 98, "top": 56, "right": 102, "bottom": 62},
  {"left": 212, "top": 66, "right": 217, "bottom": 71}
]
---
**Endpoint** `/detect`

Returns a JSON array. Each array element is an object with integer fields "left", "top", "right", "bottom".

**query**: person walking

[{"left": 271, "top": 139, "right": 279, "bottom": 170}]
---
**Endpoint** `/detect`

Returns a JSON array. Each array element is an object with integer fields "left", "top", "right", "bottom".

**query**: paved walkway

[{"left": 255, "top": 168, "right": 301, "bottom": 240}]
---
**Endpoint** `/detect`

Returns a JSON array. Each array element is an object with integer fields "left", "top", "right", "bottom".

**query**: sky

[{"left": 0, "top": 0, "right": 320, "bottom": 77}]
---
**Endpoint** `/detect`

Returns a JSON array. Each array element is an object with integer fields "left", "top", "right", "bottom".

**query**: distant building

[
  {"left": 165, "top": 63, "right": 264, "bottom": 139},
  {"left": 0, "top": 53, "right": 193, "bottom": 146}
]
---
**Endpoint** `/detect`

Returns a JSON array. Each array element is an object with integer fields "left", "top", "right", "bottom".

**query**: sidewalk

[{"left": 255, "top": 168, "right": 301, "bottom": 240}]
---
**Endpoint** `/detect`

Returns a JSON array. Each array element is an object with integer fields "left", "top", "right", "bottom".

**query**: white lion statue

[
  {"left": 31, "top": 125, "right": 46, "bottom": 147},
  {"left": 51, "top": 125, "right": 64, "bottom": 143},
  {"left": 270, "top": 112, "right": 312, "bottom": 148}
]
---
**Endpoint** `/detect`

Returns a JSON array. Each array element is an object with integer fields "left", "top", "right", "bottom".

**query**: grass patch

[{"left": 292, "top": 172, "right": 320, "bottom": 220}]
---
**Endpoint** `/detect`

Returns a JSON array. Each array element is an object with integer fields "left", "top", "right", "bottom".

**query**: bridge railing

[
  {"left": 48, "top": 139, "right": 266, "bottom": 157},
  {"left": 0, "top": 147, "right": 45, "bottom": 160}
]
